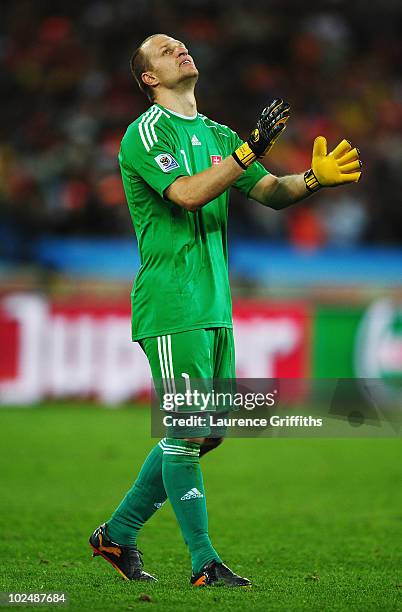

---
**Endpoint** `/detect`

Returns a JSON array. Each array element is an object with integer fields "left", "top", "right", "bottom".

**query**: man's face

[{"left": 142, "top": 34, "right": 199, "bottom": 92}]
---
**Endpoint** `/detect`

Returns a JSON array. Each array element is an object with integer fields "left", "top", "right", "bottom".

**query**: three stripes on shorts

[{"left": 157, "top": 335, "right": 176, "bottom": 395}]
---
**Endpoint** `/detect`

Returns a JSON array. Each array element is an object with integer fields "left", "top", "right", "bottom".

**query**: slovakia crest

[{"left": 211, "top": 155, "right": 222, "bottom": 166}]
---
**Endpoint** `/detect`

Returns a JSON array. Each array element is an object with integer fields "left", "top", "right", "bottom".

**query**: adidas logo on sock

[
  {"left": 180, "top": 488, "right": 204, "bottom": 501},
  {"left": 191, "top": 134, "right": 201, "bottom": 146},
  {"left": 154, "top": 501, "right": 165, "bottom": 509}
]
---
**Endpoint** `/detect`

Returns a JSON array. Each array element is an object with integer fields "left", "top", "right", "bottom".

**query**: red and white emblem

[{"left": 211, "top": 155, "right": 222, "bottom": 166}]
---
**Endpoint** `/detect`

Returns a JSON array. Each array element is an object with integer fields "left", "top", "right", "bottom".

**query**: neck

[{"left": 155, "top": 84, "right": 197, "bottom": 117}]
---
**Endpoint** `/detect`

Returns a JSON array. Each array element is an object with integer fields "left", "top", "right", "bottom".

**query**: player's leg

[
  {"left": 89, "top": 335, "right": 180, "bottom": 581},
  {"left": 161, "top": 434, "right": 222, "bottom": 576},
  {"left": 103, "top": 431, "right": 222, "bottom": 552},
  {"left": 191, "top": 327, "right": 235, "bottom": 457},
  {"left": 105, "top": 442, "right": 166, "bottom": 545},
  {"left": 90, "top": 329, "right": 242, "bottom": 583},
  {"left": 195, "top": 325, "right": 231, "bottom": 456},
  {"left": 155, "top": 330, "right": 222, "bottom": 576},
  {"left": 90, "top": 330, "right": 220, "bottom": 581},
  {"left": 103, "top": 435, "right": 222, "bottom": 541},
  {"left": 101, "top": 337, "right": 170, "bottom": 558},
  {"left": 188, "top": 327, "right": 250, "bottom": 587},
  {"left": 158, "top": 329, "right": 250, "bottom": 586},
  {"left": 104, "top": 330, "right": 212, "bottom": 550}
]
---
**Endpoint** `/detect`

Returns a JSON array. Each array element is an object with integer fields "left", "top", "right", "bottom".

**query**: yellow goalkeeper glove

[{"left": 304, "top": 136, "right": 362, "bottom": 192}]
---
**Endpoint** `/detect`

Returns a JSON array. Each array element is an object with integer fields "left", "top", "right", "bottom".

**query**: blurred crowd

[{"left": 1, "top": 0, "right": 402, "bottom": 263}]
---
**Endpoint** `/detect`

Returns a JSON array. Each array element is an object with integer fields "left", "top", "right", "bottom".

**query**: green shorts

[{"left": 140, "top": 327, "right": 235, "bottom": 438}]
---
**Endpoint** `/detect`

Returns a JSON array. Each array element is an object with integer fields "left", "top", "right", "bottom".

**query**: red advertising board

[
  {"left": 233, "top": 300, "right": 311, "bottom": 378},
  {"left": 0, "top": 295, "right": 311, "bottom": 404}
]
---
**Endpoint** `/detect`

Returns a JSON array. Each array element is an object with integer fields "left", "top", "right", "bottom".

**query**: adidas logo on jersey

[
  {"left": 180, "top": 488, "right": 204, "bottom": 501},
  {"left": 191, "top": 134, "right": 201, "bottom": 146}
]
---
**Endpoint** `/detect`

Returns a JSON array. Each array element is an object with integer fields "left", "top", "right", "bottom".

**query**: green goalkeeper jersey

[{"left": 119, "top": 103, "right": 269, "bottom": 340}]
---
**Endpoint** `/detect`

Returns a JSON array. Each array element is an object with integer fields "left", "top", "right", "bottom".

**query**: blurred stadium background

[
  {"left": 1, "top": 0, "right": 402, "bottom": 404},
  {"left": 1, "top": 4, "right": 402, "bottom": 610}
]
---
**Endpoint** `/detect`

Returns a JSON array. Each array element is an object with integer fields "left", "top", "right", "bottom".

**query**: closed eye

[{"left": 160, "top": 41, "right": 187, "bottom": 55}]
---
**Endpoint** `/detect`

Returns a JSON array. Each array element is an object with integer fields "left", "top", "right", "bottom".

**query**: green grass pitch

[{"left": 0, "top": 405, "right": 401, "bottom": 611}]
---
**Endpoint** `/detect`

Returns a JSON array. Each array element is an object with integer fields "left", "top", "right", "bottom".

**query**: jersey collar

[{"left": 156, "top": 104, "right": 198, "bottom": 121}]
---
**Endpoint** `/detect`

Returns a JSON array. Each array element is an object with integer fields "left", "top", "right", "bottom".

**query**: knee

[
  {"left": 182, "top": 437, "right": 224, "bottom": 455},
  {"left": 199, "top": 437, "right": 224, "bottom": 457},
  {"left": 206, "top": 437, "right": 224, "bottom": 449}
]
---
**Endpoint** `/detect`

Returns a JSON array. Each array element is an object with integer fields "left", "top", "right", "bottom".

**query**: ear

[{"left": 142, "top": 71, "right": 159, "bottom": 88}]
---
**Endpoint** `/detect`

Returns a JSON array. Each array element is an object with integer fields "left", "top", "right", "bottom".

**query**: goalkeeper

[{"left": 89, "top": 34, "right": 362, "bottom": 587}]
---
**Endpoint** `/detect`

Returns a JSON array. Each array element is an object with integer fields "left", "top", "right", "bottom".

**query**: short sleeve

[
  {"left": 119, "top": 119, "right": 187, "bottom": 199},
  {"left": 230, "top": 131, "right": 270, "bottom": 197}
]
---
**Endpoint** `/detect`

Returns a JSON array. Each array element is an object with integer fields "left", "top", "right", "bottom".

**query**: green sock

[
  {"left": 107, "top": 442, "right": 167, "bottom": 546},
  {"left": 161, "top": 438, "right": 221, "bottom": 574}
]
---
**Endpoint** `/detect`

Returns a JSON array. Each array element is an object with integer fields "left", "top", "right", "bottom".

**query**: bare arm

[
  {"left": 165, "top": 156, "right": 244, "bottom": 212},
  {"left": 250, "top": 136, "right": 362, "bottom": 209},
  {"left": 249, "top": 173, "right": 311, "bottom": 210}
]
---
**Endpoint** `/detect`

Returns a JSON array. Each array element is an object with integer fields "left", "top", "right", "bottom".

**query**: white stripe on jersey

[
  {"left": 138, "top": 106, "right": 156, "bottom": 152},
  {"left": 144, "top": 107, "right": 160, "bottom": 149},
  {"left": 138, "top": 106, "right": 171, "bottom": 152},
  {"left": 149, "top": 110, "right": 163, "bottom": 144}
]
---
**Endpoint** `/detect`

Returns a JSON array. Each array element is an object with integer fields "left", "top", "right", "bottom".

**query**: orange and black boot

[
  {"left": 191, "top": 560, "right": 251, "bottom": 587},
  {"left": 89, "top": 523, "right": 156, "bottom": 581}
]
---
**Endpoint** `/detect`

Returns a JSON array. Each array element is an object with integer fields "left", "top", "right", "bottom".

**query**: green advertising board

[
  {"left": 313, "top": 306, "right": 364, "bottom": 377},
  {"left": 313, "top": 300, "right": 402, "bottom": 396}
]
